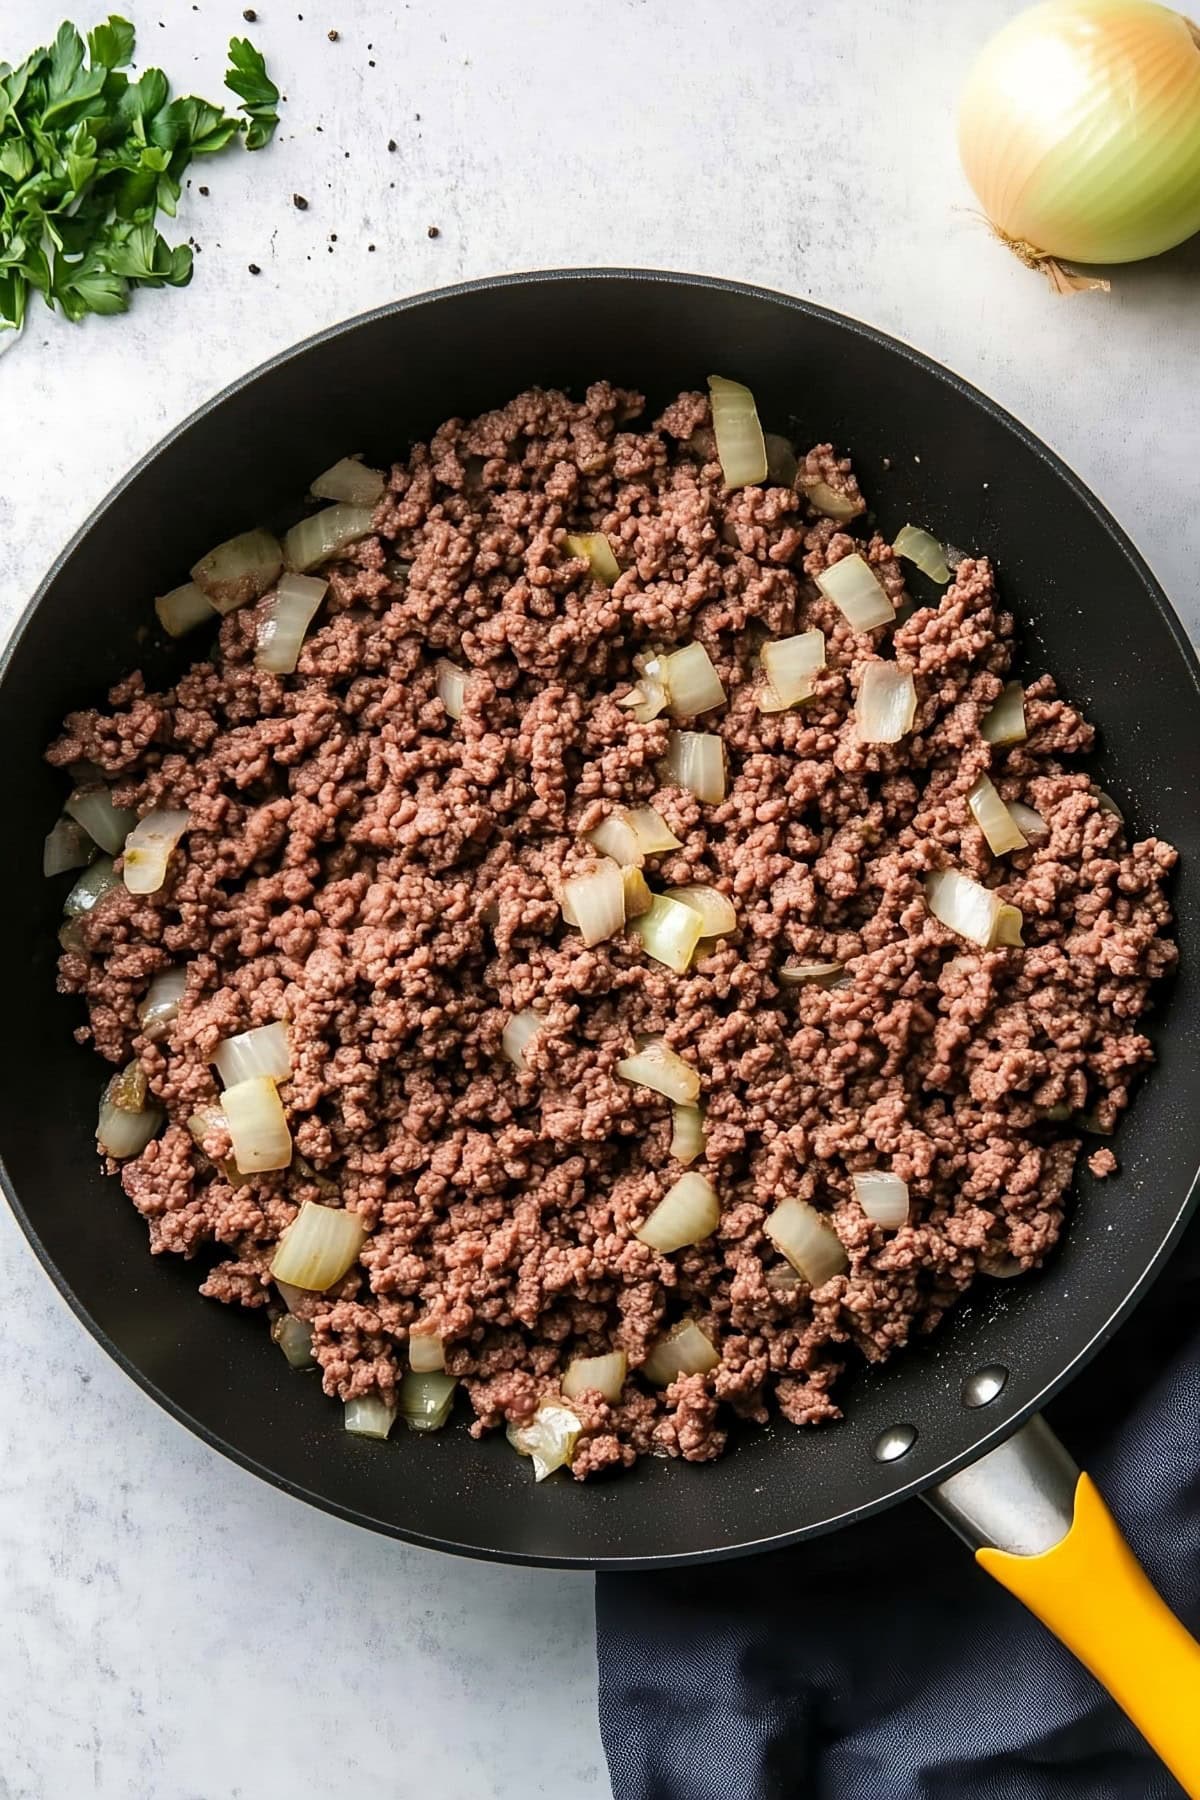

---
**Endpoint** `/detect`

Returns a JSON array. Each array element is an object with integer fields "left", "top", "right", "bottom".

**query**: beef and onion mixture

[{"left": 44, "top": 377, "right": 1177, "bottom": 1479}]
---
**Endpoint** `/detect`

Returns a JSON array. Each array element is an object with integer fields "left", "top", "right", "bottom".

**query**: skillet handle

[{"left": 926, "top": 1418, "right": 1200, "bottom": 1796}]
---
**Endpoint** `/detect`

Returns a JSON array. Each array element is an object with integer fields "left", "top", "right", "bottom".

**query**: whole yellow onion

[{"left": 958, "top": 0, "right": 1200, "bottom": 289}]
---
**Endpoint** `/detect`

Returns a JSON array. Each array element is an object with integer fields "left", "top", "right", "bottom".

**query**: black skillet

[{"left": 2, "top": 272, "right": 1199, "bottom": 1783}]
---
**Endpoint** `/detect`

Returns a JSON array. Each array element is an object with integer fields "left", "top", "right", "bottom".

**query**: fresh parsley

[{"left": 0, "top": 15, "right": 280, "bottom": 332}]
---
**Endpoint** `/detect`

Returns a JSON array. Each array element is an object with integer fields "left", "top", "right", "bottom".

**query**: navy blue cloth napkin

[{"left": 596, "top": 1220, "right": 1200, "bottom": 1800}]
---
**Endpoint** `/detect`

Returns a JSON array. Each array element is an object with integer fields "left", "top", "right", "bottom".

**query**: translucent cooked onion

[
  {"left": 616, "top": 1039, "right": 701, "bottom": 1104},
  {"left": 641, "top": 1320, "right": 720, "bottom": 1387},
  {"left": 618, "top": 676, "right": 669, "bottom": 723},
  {"left": 96, "top": 1064, "right": 162, "bottom": 1159},
  {"left": 621, "top": 865, "right": 652, "bottom": 919},
  {"left": 670, "top": 1102, "right": 705, "bottom": 1165},
  {"left": 1096, "top": 790, "right": 1124, "bottom": 822},
  {"left": 311, "top": 456, "right": 386, "bottom": 506},
  {"left": 663, "top": 883, "right": 737, "bottom": 939},
  {"left": 587, "top": 811, "right": 643, "bottom": 868},
  {"left": 502, "top": 1008, "right": 543, "bottom": 1069},
  {"left": 272, "top": 1314, "right": 316, "bottom": 1370},
  {"left": 892, "top": 523, "right": 951, "bottom": 584},
  {"left": 626, "top": 805, "right": 682, "bottom": 854},
  {"left": 563, "top": 531, "right": 621, "bottom": 586},
  {"left": 344, "top": 1396, "right": 396, "bottom": 1440},
  {"left": 255, "top": 573, "right": 329, "bottom": 675},
  {"left": 222, "top": 1076, "right": 293, "bottom": 1174},
  {"left": 43, "top": 816, "right": 92, "bottom": 877},
  {"left": 66, "top": 785, "right": 136, "bottom": 856},
  {"left": 708, "top": 374, "right": 767, "bottom": 489},
  {"left": 190, "top": 528, "right": 283, "bottom": 614},
  {"left": 779, "top": 960, "right": 843, "bottom": 986},
  {"left": 155, "top": 580, "right": 216, "bottom": 637},
  {"left": 968, "top": 774, "right": 1029, "bottom": 856},
  {"left": 561, "top": 860, "right": 626, "bottom": 947},
  {"left": 213, "top": 1021, "right": 292, "bottom": 1088},
  {"left": 661, "top": 642, "right": 727, "bottom": 719},
  {"left": 763, "top": 433, "right": 798, "bottom": 485},
  {"left": 284, "top": 503, "right": 376, "bottom": 573},
  {"left": 764, "top": 1198, "right": 848, "bottom": 1287},
  {"left": 801, "top": 477, "right": 862, "bottom": 523},
  {"left": 408, "top": 1330, "right": 446, "bottom": 1373},
  {"left": 631, "top": 892, "right": 703, "bottom": 973},
  {"left": 925, "top": 868, "right": 1025, "bottom": 950},
  {"left": 636, "top": 1171, "right": 720, "bottom": 1254},
  {"left": 400, "top": 1369, "right": 458, "bottom": 1432},
  {"left": 856, "top": 663, "right": 917, "bottom": 743},
  {"left": 981, "top": 681, "right": 1026, "bottom": 745},
  {"left": 58, "top": 920, "right": 86, "bottom": 952},
  {"left": 64, "top": 855, "right": 119, "bottom": 917},
  {"left": 1008, "top": 800, "right": 1049, "bottom": 842},
  {"left": 138, "top": 966, "right": 188, "bottom": 1041},
  {"left": 271, "top": 1199, "right": 365, "bottom": 1288},
  {"left": 662, "top": 730, "right": 726, "bottom": 805},
  {"left": 760, "top": 630, "right": 825, "bottom": 710},
  {"left": 816, "top": 554, "right": 895, "bottom": 630},
  {"left": 853, "top": 1171, "right": 910, "bottom": 1230},
  {"left": 435, "top": 658, "right": 469, "bottom": 721},
  {"left": 507, "top": 1400, "right": 581, "bottom": 1478},
  {"left": 562, "top": 1351, "right": 627, "bottom": 1403},
  {"left": 122, "top": 808, "right": 191, "bottom": 896}
]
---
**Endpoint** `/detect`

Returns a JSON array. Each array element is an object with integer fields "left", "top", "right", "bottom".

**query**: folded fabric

[{"left": 597, "top": 1220, "right": 1200, "bottom": 1800}]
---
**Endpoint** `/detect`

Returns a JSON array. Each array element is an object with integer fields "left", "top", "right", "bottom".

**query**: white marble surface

[{"left": 1, "top": 1, "right": 1198, "bottom": 1795}]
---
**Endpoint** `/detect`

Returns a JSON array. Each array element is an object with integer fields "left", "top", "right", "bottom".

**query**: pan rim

[{"left": 3, "top": 265, "right": 1198, "bottom": 1569}]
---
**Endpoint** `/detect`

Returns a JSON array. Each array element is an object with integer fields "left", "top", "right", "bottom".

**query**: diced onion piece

[
  {"left": 626, "top": 805, "right": 682, "bottom": 854},
  {"left": 763, "top": 433, "right": 798, "bottom": 485},
  {"left": 562, "top": 1351, "right": 627, "bottom": 1404},
  {"left": 663, "top": 883, "right": 736, "bottom": 939},
  {"left": 892, "top": 523, "right": 951, "bottom": 584},
  {"left": 779, "top": 960, "right": 843, "bottom": 986},
  {"left": 1008, "top": 801, "right": 1049, "bottom": 842},
  {"left": 765, "top": 1264, "right": 803, "bottom": 1293},
  {"left": 1096, "top": 790, "right": 1124, "bottom": 822},
  {"left": 561, "top": 859, "right": 626, "bottom": 947},
  {"left": 761, "top": 630, "right": 825, "bottom": 710},
  {"left": 271, "top": 1199, "right": 365, "bottom": 1288},
  {"left": 284, "top": 504, "right": 376, "bottom": 573},
  {"left": 631, "top": 893, "right": 704, "bottom": 974},
  {"left": 272, "top": 1314, "right": 316, "bottom": 1369},
  {"left": 344, "top": 1396, "right": 396, "bottom": 1440},
  {"left": 155, "top": 581, "right": 216, "bottom": 637},
  {"left": 563, "top": 531, "right": 621, "bottom": 586},
  {"left": 222, "top": 1076, "right": 293, "bottom": 1174},
  {"left": 662, "top": 730, "right": 726, "bottom": 805},
  {"left": 616, "top": 1038, "right": 700, "bottom": 1104},
  {"left": 190, "top": 528, "right": 283, "bottom": 614},
  {"left": 64, "top": 856, "right": 119, "bottom": 917},
  {"left": 408, "top": 1330, "right": 446, "bottom": 1373},
  {"left": 507, "top": 1401, "right": 581, "bottom": 1478},
  {"left": 661, "top": 642, "right": 727, "bottom": 719},
  {"left": 968, "top": 774, "right": 1029, "bottom": 855},
  {"left": 587, "top": 811, "right": 643, "bottom": 868},
  {"left": 399, "top": 1369, "right": 457, "bottom": 1433},
  {"left": 670, "top": 1103, "right": 705, "bottom": 1165},
  {"left": 213, "top": 1020, "right": 292, "bottom": 1088},
  {"left": 708, "top": 374, "right": 767, "bottom": 489},
  {"left": 138, "top": 966, "right": 188, "bottom": 1041},
  {"left": 274, "top": 1278, "right": 309, "bottom": 1313},
  {"left": 621, "top": 865, "right": 652, "bottom": 919},
  {"left": 436, "top": 658, "right": 469, "bottom": 720},
  {"left": 641, "top": 1320, "right": 720, "bottom": 1387},
  {"left": 636, "top": 1171, "right": 720, "bottom": 1254},
  {"left": 764, "top": 1198, "right": 848, "bottom": 1287},
  {"left": 979, "top": 1250, "right": 1024, "bottom": 1280},
  {"left": 816, "top": 554, "right": 895, "bottom": 631},
  {"left": 310, "top": 456, "right": 386, "bottom": 506},
  {"left": 801, "top": 478, "right": 862, "bottom": 523},
  {"left": 502, "top": 1008, "right": 543, "bottom": 1069},
  {"left": 853, "top": 1171, "right": 910, "bottom": 1230},
  {"left": 981, "top": 681, "right": 1026, "bottom": 746},
  {"left": 66, "top": 785, "right": 136, "bottom": 856},
  {"left": 255, "top": 572, "right": 329, "bottom": 675},
  {"left": 925, "top": 868, "right": 1025, "bottom": 950},
  {"left": 122, "top": 808, "right": 191, "bottom": 896},
  {"left": 619, "top": 677, "right": 668, "bottom": 723},
  {"left": 856, "top": 663, "right": 917, "bottom": 744},
  {"left": 43, "top": 816, "right": 93, "bottom": 877},
  {"left": 96, "top": 1064, "right": 162, "bottom": 1159}
]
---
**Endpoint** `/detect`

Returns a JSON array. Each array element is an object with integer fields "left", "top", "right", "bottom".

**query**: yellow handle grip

[{"left": 978, "top": 1472, "right": 1200, "bottom": 1796}]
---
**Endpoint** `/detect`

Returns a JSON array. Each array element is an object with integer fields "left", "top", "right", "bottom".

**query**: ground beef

[{"left": 48, "top": 381, "right": 1178, "bottom": 1478}]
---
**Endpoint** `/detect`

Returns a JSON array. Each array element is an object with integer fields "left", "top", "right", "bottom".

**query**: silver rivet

[
  {"left": 872, "top": 1422, "right": 918, "bottom": 1463},
  {"left": 962, "top": 1364, "right": 1009, "bottom": 1408}
]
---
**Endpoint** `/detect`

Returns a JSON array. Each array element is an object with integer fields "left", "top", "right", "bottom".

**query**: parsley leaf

[{"left": 225, "top": 37, "right": 279, "bottom": 151}]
